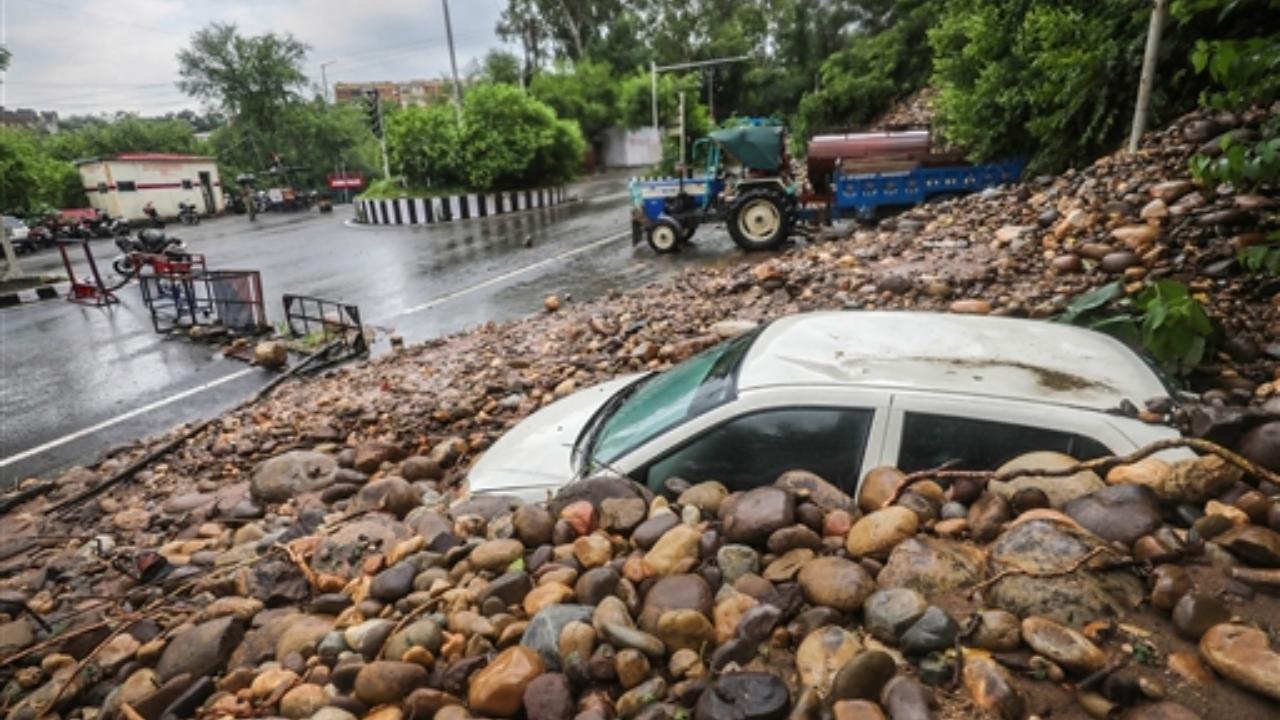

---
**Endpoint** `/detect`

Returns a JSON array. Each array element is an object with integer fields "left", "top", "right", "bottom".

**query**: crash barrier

[
  {"left": 355, "top": 186, "right": 568, "bottom": 226},
  {"left": 139, "top": 269, "right": 267, "bottom": 334},
  {"left": 57, "top": 239, "right": 119, "bottom": 307},
  {"left": 282, "top": 294, "right": 369, "bottom": 366}
]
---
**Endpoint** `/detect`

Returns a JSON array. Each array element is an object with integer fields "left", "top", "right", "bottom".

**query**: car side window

[
  {"left": 896, "top": 412, "right": 1112, "bottom": 473},
  {"left": 639, "top": 407, "right": 874, "bottom": 495}
]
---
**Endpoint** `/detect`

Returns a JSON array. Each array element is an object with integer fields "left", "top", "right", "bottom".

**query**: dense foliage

[
  {"left": 175, "top": 24, "right": 379, "bottom": 189},
  {"left": 929, "top": 1, "right": 1150, "bottom": 172},
  {"left": 1174, "top": 0, "right": 1280, "bottom": 275},
  {"left": 384, "top": 84, "right": 584, "bottom": 191},
  {"left": 177, "top": 23, "right": 309, "bottom": 134},
  {"left": 43, "top": 116, "right": 203, "bottom": 162},
  {"left": 530, "top": 61, "right": 620, "bottom": 143},
  {"left": 0, "top": 130, "right": 84, "bottom": 215},
  {"left": 794, "top": 0, "right": 937, "bottom": 142}
]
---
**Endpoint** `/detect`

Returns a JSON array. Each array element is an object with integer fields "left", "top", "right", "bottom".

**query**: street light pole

[
  {"left": 442, "top": 0, "right": 463, "bottom": 123},
  {"left": 320, "top": 60, "right": 337, "bottom": 105},
  {"left": 2, "top": 0, "right": 8, "bottom": 108}
]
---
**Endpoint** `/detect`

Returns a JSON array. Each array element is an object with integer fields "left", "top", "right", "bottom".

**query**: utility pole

[
  {"left": 650, "top": 61, "right": 658, "bottom": 133},
  {"left": 320, "top": 60, "right": 337, "bottom": 105},
  {"left": 442, "top": 0, "right": 463, "bottom": 123},
  {"left": 1128, "top": 0, "right": 1167, "bottom": 153},
  {"left": 678, "top": 92, "right": 687, "bottom": 178},
  {"left": 376, "top": 95, "right": 390, "bottom": 180},
  {"left": 706, "top": 68, "right": 714, "bottom": 124}
]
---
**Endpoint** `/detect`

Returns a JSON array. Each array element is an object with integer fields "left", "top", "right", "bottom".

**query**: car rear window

[{"left": 896, "top": 412, "right": 1111, "bottom": 473}]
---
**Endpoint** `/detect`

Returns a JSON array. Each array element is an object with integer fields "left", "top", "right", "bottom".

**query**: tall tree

[{"left": 176, "top": 23, "right": 309, "bottom": 132}]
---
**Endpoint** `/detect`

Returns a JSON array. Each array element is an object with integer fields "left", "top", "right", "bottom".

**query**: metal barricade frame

[
  {"left": 139, "top": 269, "right": 268, "bottom": 335},
  {"left": 282, "top": 294, "right": 368, "bottom": 365}
]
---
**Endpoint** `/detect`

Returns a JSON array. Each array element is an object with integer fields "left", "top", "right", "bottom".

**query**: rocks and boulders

[{"left": 0, "top": 107, "right": 1276, "bottom": 720}]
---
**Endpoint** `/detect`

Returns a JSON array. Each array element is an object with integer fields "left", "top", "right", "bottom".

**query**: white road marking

[
  {"left": 0, "top": 367, "right": 256, "bottom": 469},
  {"left": 2, "top": 230, "right": 633, "bottom": 470},
  {"left": 396, "top": 231, "right": 631, "bottom": 317}
]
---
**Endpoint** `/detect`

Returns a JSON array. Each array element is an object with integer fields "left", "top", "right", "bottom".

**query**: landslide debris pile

[
  {"left": 3, "top": 449, "right": 1280, "bottom": 720},
  {"left": 1, "top": 109, "right": 1278, "bottom": 720}
]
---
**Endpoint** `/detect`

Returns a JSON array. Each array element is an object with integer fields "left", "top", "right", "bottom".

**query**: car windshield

[{"left": 589, "top": 330, "right": 758, "bottom": 468}]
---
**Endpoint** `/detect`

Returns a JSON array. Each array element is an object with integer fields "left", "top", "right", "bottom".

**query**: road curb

[
  {"left": 0, "top": 282, "right": 69, "bottom": 308},
  {"left": 355, "top": 186, "right": 570, "bottom": 226}
]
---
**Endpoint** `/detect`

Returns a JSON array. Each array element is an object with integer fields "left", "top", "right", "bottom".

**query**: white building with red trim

[{"left": 75, "top": 153, "right": 225, "bottom": 221}]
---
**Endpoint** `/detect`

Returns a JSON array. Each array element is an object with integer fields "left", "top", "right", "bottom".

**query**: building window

[
  {"left": 117, "top": 181, "right": 137, "bottom": 192},
  {"left": 97, "top": 182, "right": 108, "bottom": 194},
  {"left": 182, "top": 179, "right": 194, "bottom": 189}
]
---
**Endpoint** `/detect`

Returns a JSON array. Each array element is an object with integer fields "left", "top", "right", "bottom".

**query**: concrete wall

[
  {"left": 80, "top": 160, "right": 225, "bottom": 221},
  {"left": 601, "top": 127, "right": 662, "bottom": 168},
  {"left": 356, "top": 186, "right": 568, "bottom": 226}
]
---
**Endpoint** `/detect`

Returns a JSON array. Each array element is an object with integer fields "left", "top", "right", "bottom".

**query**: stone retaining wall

[{"left": 356, "top": 186, "right": 568, "bottom": 225}]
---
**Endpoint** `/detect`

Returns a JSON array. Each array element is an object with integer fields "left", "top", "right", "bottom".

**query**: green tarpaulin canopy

[{"left": 709, "top": 126, "right": 785, "bottom": 172}]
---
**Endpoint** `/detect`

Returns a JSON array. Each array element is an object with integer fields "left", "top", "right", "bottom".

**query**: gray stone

[
  {"left": 899, "top": 607, "right": 959, "bottom": 656},
  {"left": 155, "top": 616, "right": 245, "bottom": 682},
  {"left": 250, "top": 451, "right": 338, "bottom": 503},
  {"left": 1063, "top": 484, "right": 1163, "bottom": 546},
  {"left": 986, "top": 519, "right": 1143, "bottom": 625},
  {"left": 716, "top": 545, "right": 760, "bottom": 585},
  {"left": 863, "top": 588, "right": 928, "bottom": 644},
  {"left": 720, "top": 487, "right": 794, "bottom": 545},
  {"left": 521, "top": 604, "right": 594, "bottom": 671}
]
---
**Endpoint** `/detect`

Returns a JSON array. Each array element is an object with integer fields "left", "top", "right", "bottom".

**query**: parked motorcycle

[
  {"left": 177, "top": 202, "right": 201, "bottom": 226},
  {"left": 112, "top": 229, "right": 187, "bottom": 275},
  {"left": 88, "top": 212, "right": 131, "bottom": 239}
]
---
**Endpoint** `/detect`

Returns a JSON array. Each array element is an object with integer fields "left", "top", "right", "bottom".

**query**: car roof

[{"left": 736, "top": 311, "right": 1170, "bottom": 411}]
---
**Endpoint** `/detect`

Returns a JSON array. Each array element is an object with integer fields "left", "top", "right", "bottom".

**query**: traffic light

[{"left": 364, "top": 89, "right": 382, "bottom": 138}]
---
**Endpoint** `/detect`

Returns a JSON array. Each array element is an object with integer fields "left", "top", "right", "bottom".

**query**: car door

[
  {"left": 614, "top": 386, "right": 890, "bottom": 495},
  {"left": 880, "top": 391, "right": 1134, "bottom": 474}
]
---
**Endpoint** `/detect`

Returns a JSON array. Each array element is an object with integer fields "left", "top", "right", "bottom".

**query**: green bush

[
  {"left": 1055, "top": 280, "right": 1216, "bottom": 376},
  {"left": 0, "top": 129, "right": 84, "bottom": 213},
  {"left": 385, "top": 104, "right": 463, "bottom": 188},
  {"left": 384, "top": 84, "right": 584, "bottom": 192},
  {"left": 530, "top": 60, "right": 620, "bottom": 142}
]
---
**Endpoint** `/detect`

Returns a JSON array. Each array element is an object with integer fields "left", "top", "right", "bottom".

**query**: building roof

[
  {"left": 737, "top": 311, "right": 1170, "bottom": 411},
  {"left": 75, "top": 152, "right": 215, "bottom": 166}
]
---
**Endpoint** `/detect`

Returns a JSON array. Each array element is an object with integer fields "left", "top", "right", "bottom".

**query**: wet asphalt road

[{"left": 0, "top": 173, "right": 751, "bottom": 486}]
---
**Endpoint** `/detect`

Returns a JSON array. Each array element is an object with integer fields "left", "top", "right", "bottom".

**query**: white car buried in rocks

[{"left": 465, "top": 311, "right": 1187, "bottom": 503}]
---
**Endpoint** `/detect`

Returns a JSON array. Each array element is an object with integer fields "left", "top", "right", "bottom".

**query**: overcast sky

[{"left": 1, "top": 0, "right": 512, "bottom": 116}]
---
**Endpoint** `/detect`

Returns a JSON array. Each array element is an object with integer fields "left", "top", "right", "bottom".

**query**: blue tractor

[{"left": 630, "top": 121, "right": 1024, "bottom": 254}]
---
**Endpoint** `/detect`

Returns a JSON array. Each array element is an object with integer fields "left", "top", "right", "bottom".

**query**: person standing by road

[{"left": 241, "top": 184, "right": 257, "bottom": 222}]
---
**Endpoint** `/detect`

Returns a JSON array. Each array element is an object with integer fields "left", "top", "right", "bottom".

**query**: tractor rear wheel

[
  {"left": 728, "top": 189, "right": 790, "bottom": 251},
  {"left": 647, "top": 219, "right": 682, "bottom": 254}
]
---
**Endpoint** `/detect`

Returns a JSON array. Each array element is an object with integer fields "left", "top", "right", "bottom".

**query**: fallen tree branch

[
  {"left": 886, "top": 436, "right": 1279, "bottom": 509},
  {"left": 969, "top": 546, "right": 1116, "bottom": 597},
  {"left": 0, "top": 482, "right": 55, "bottom": 515}
]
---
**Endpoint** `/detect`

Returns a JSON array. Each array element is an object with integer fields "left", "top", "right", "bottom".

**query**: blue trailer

[{"left": 629, "top": 123, "right": 1024, "bottom": 253}]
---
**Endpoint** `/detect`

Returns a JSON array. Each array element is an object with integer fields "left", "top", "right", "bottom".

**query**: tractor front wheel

[
  {"left": 647, "top": 219, "right": 683, "bottom": 254},
  {"left": 728, "top": 189, "right": 790, "bottom": 251}
]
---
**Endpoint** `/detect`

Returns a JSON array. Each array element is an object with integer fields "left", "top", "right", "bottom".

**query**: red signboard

[{"left": 327, "top": 174, "right": 365, "bottom": 189}]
